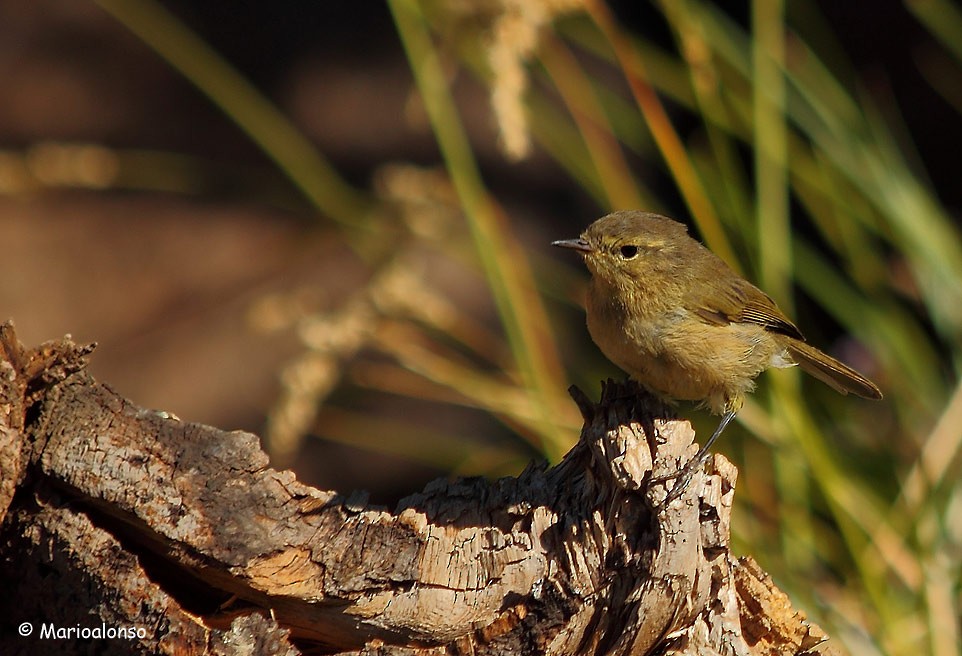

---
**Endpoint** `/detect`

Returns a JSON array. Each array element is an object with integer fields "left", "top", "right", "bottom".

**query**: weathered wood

[{"left": 0, "top": 322, "right": 839, "bottom": 655}]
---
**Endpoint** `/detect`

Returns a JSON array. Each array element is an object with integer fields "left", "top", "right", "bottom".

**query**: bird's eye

[{"left": 619, "top": 245, "right": 639, "bottom": 259}]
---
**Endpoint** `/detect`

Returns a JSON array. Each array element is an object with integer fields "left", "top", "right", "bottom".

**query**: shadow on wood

[{"left": 0, "top": 322, "right": 836, "bottom": 655}]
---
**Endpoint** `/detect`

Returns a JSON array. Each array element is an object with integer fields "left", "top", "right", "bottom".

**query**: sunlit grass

[{"left": 410, "top": 2, "right": 962, "bottom": 653}]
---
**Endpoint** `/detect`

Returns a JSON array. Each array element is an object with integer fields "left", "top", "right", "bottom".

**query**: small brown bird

[{"left": 554, "top": 211, "right": 881, "bottom": 492}]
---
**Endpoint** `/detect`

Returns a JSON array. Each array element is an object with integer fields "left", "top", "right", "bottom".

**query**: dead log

[{"left": 0, "top": 322, "right": 837, "bottom": 655}]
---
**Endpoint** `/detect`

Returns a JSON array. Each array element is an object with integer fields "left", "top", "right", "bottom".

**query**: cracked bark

[{"left": 0, "top": 322, "right": 839, "bottom": 656}]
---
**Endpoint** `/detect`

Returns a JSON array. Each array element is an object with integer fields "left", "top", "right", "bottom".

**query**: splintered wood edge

[{"left": 0, "top": 320, "right": 97, "bottom": 524}]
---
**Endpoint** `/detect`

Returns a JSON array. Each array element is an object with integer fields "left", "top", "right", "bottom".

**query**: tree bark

[{"left": 0, "top": 322, "right": 838, "bottom": 655}]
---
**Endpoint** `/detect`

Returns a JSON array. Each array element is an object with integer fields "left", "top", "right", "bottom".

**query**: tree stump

[{"left": 0, "top": 322, "right": 837, "bottom": 655}]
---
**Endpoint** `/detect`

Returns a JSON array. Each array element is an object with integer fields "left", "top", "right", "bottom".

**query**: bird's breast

[{"left": 585, "top": 281, "right": 670, "bottom": 374}]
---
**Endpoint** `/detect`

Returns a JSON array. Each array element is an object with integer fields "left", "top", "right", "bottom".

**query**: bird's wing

[{"left": 692, "top": 277, "right": 805, "bottom": 340}]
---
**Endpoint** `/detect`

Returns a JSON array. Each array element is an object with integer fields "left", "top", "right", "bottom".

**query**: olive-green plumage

[{"left": 554, "top": 211, "right": 882, "bottom": 418}]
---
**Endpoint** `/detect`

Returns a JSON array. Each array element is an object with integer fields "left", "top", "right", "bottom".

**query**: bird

[{"left": 553, "top": 210, "right": 882, "bottom": 499}]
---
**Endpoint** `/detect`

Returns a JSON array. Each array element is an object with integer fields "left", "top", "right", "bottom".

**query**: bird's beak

[{"left": 552, "top": 238, "right": 594, "bottom": 254}]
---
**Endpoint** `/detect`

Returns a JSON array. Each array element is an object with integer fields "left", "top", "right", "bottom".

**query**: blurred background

[{"left": 1, "top": 1, "right": 961, "bottom": 654}]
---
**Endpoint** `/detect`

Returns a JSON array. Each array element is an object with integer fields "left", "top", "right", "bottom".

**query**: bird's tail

[{"left": 786, "top": 340, "right": 882, "bottom": 400}]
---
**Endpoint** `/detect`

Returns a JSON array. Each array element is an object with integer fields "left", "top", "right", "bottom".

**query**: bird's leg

[{"left": 651, "top": 410, "right": 736, "bottom": 504}]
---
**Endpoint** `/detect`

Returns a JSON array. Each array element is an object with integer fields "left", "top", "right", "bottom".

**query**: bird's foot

[
  {"left": 649, "top": 410, "right": 736, "bottom": 506},
  {"left": 650, "top": 446, "right": 711, "bottom": 505}
]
